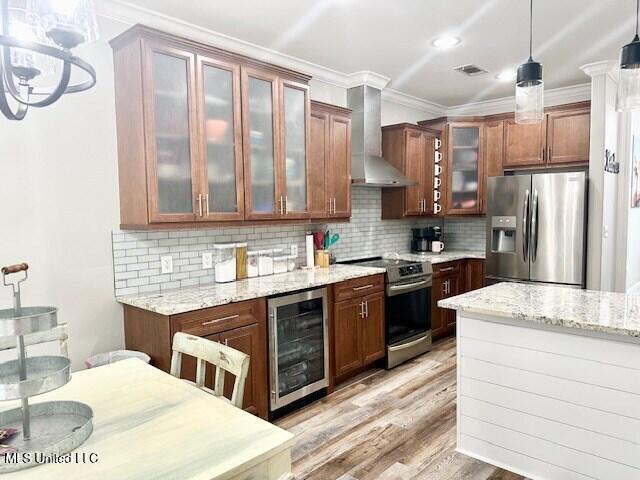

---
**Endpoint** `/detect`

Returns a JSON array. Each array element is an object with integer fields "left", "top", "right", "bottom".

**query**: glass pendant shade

[
  {"left": 515, "top": 60, "right": 544, "bottom": 124},
  {"left": 6, "top": 2, "right": 55, "bottom": 77},
  {"left": 617, "top": 36, "right": 640, "bottom": 112},
  {"left": 26, "top": 0, "right": 99, "bottom": 48}
]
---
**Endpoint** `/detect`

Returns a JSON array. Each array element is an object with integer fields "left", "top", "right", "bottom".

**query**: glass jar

[
  {"left": 235, "top": 242, "right": 248, "bottom": 280},
  {"left": 258, "top": 249, "right": 274, "bottom": 276},
  {"left": 247, "top": 250, "right": 259, "bottom": 278},
  {"left": 213, "top": 243, "right": 236, "bottom": 283}
]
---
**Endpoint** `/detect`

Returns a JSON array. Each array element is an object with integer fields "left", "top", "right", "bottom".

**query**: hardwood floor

[{"left": 275, "top": 337, "right": 526, "bottom": 480}]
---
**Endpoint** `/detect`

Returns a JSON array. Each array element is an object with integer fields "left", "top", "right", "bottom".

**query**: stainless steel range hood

[{"left": 347, "top": 85, "right": 416, "bottom": 187}]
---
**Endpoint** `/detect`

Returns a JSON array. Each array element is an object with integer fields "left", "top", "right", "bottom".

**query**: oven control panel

[{"left": 399, "top": 264, "right": 423, "bottom": 277}]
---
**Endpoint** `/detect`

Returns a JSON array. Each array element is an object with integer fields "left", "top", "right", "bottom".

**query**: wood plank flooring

[{"left": 275, "top": 337, "right": 526, "bottom": 480}]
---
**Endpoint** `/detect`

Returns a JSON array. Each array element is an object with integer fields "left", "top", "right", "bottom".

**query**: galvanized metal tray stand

[{"left": 0, "top": 263, "right": 93, "bottom": 473}]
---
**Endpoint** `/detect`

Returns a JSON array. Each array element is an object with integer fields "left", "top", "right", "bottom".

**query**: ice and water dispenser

[{"left": 491, "top": 216, "right": 517, "bottom": 253}]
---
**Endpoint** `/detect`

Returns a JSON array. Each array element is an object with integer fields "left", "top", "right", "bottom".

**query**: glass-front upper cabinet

[
  {"left": 281, "top": 81, "right": 310, "bottom": 219},
  {"left": 197, "top": 56, "right": 244, "bottom": 221},
  {"left": 145, "top": 45, "right": 199, "bottom": 222},
  {"left": 242, "top": 67, "right": 279, "bottom": 220},
  {"left": 446, "top": 123, "right": 484, "bottom": 215}
]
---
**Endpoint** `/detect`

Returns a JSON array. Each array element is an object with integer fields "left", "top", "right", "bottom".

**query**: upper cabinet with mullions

[{"left": 111, "top": 25, "right": 312, "bottom": 228}]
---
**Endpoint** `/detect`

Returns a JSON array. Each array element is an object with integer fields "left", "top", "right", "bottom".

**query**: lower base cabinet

[
  {"left": 332, "top": 276, "right": 385, "bottom": 383},
  {"left": 432, "top": 259, "right": 484, "bottom": 340},
  {"left": 123, "top": 298, "right": 268, "bottom": 419}
]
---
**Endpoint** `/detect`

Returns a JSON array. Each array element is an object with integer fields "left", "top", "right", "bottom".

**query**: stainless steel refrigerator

[{"left": 485, "top": 171, "right": 587, "bottom": 287}]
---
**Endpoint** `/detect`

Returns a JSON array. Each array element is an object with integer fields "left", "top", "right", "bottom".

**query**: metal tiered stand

[{"left": 0, "top": 263, "right": 93, "bottom": 472}]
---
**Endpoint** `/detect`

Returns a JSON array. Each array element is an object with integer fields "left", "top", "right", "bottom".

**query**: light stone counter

[
  {"left": 439, "top": 281, "right": 640, "bottom": 337},
  {"left": 117, "top": 264, "right": 385, "bottom": 315},
  {"left": 387, "top": 251, "right": 485, "bottom": 264}
]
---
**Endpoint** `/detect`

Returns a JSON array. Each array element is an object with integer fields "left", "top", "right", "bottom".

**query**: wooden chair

[
  {"left": 169, "top": 332, "right": 250, "bottom": 409},
  {"left": 0, "top": 324, "right": 69, "bottom": 356}
]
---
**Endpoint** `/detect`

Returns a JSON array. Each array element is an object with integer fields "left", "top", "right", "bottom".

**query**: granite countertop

[
  {"left": 387, "top": 251, "right": 485, "bottom": 264},
  {"left": 117, "top": 264, "right": 385, "bottom": 315},
  {"left": 439, "top": 282, "right": 640, "bottom": 338}
]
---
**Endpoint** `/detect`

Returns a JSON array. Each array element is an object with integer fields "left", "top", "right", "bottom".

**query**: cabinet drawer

[
  {"left": 333, "top": 274, "right": 384, "bottom": 302},
  {"left": 172, "top": 298, "right": 264, "bottom": 337},
  {"left": 432, "top": 261, "right": 461, "bottom": 278}
]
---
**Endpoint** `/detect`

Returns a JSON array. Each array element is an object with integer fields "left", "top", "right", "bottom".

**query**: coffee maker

[{"left": 411, "top": 227, "right": 443, "bottom": 253}]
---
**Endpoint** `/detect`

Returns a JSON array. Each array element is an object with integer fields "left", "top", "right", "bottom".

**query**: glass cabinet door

[
  {"left": 242, "top": 68, "right": 279, "bottom": 219},
  {"left": 281, "top": 81, "right": 309, "bottom": 218},
  {"left": 447, "top": 123, "right": 483, "bottom": 214},
  {"left": 146, "top": 46, "right": 198, "bottom": 222},
  {"left": 198, "top": 57, "right": 243, "bottom": 220}
]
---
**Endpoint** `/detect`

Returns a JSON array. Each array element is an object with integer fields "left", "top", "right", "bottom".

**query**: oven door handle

[
  {"left": 387, "top": 279, "right": 429, "bottom": 296},
  {"left": 388, "top": 334, "right": 431, "bottom": 352}
]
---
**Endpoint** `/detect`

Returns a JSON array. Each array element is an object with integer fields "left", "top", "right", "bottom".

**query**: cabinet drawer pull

[
  {"left": 352, "top": 284, "right": 373, "bottom": 291},
  {"left": 201, "top": 314, "right": 239, "bottom": 326},
  {"left": 438, "top": 266, "right": 454, "bottom": 272}
]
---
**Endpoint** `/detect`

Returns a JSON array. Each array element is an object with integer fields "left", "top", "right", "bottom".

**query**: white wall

[
  {"left": 0, "top": 17, "right": 128, "bottom": 369},
  {"left": 626, "top": 114, "right": 640, "bottom": 290}
]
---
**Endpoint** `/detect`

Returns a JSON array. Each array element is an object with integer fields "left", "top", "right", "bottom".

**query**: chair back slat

[
  {"left": 170, "top": 332, "right": 250, "bottom": 409},
  {"left": 0, "top": 324, "right": 69, "bottom": 356}
]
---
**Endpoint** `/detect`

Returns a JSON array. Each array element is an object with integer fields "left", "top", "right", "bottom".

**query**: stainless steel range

[{"left": 345, "top": 257, "right": 433, "bottom": 368}]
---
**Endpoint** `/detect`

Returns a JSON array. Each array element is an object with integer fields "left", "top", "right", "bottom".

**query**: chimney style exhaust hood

[{"left": 347, "top": 85, "right": 416, "bottom": 187}]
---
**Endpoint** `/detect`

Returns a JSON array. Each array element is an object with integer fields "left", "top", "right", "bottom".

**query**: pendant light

[
  {"left": 515, "top": 0, "right": 544, "bottom": 124},
  {"left": 617, "top": 0, "right": 640, "bottom": 111},
  {"left": 0, "top": 0, "right": 98, "bottom": 121}
]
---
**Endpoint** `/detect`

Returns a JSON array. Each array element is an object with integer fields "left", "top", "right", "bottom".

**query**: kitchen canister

[
  {"left": 247, "top": 251, "right": 259, "bottom": 278},
  {"left": 213, "top": 243, "right": 237, "bottom": 283},
  {"left": 258, "top": 249, "right": 274, "bottom": 276}
]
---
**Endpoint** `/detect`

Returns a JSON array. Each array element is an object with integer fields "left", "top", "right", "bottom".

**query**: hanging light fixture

[
  {"left": 0, "top": 0, "right": 98, "bottom": 121},
  {"left": 515, "top": 0, "right": 543, "bottom": 124},
  {"left": 617, "top": 0, "right": 640, "bottom": 111}
]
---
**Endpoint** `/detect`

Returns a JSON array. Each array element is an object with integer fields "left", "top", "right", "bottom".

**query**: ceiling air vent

[{"left": 453, "top": 64, "right": 489, "bottom": 77}]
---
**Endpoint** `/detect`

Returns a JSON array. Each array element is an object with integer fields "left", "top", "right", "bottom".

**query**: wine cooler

[{"left": 267, "top": 288, "right": 329, "bottom": 412}]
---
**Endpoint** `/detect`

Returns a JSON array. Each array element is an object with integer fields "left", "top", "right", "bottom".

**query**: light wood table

[{"left": 1, "top": 359, "right": 294, "bottom": 480}]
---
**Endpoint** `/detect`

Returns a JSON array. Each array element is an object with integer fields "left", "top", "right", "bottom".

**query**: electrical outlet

[
  {"left": 202, "top": 252, "right": 213, "bottom": 269},
  {"left": 290, "top": 244, "right": 298, "bottom": 258},
  {"left": 160, "top": 255, "right": 173, "bottom": 274}
]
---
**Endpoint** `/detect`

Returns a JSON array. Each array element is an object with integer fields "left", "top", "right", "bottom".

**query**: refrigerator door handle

[
  {"left": 531, "top": 189, "right": 539, "bottom": 263},
  {"left": 522, "top": 189, "right": 530, "bottom": 262}
]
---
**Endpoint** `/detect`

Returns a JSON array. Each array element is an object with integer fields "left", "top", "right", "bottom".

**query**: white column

[{"left": 580, "top": 60, "right": 619, "bottom": 291}]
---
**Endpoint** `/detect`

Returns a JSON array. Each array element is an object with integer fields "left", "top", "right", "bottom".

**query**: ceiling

[{"left": 121, "top": 0, "right": 633, "bottom": 106}]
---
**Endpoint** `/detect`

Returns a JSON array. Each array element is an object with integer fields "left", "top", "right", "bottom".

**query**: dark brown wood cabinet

[
  {"left": 123, "top": 297, "right": 268, "bottom": 419},
  {"left": 361, "top": 292, "right": 385, "bottom": 364},
  {"left": 546, "top": 106, "right": 591, "bottom": 165},
  {"left": 503, "top": 103, "right": 590, "bottom": 169},
  {"left": 445, "top": 122, "right": 484, "bottom": 216},
  {"left": 381, "top": 124, "right": 439, "bottom": 219},
  {"left": 431, "top": 259, "right": 485, "bottom": 340},
  {"left": 111, "top": 25, "right": 320, "bottom": 229},
  {"left": 431, "top": 262, "right": 463, "bottom": 339},
  {"left": 333, "top": 297, "right": 364, "bottom": 377},
  {"left": 464, "top": 259, "right": 485, "bottom": 292},
  {"left": 332, "top": 275, "right": 385, "bottom": 383},
  {"left": 309, "top": 101, "right": 352, "bottom": 219},
  {"left": 483, "top": 120, "right": 504, "bottom": 213}
]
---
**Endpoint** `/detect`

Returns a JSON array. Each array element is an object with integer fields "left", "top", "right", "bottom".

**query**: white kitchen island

[{"left": 439, "top": 282, "right": 640, "bottom": 480}]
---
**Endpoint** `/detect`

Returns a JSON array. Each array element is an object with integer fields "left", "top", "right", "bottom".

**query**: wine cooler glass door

[{"left": 269, "top": 288, "right": 329, "bottom": 411}]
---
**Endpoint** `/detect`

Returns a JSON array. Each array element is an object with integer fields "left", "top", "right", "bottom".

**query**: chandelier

[{"left": 0, "top": 0, "right": 98, "bottom": 121}]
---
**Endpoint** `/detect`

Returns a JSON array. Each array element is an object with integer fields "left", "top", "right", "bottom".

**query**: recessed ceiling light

[
  {"left": 495, "top": 69, "right": 516, "bottom": 81},
  {"left": 432, "top": 35, "right": 461, "bottom": 49}
]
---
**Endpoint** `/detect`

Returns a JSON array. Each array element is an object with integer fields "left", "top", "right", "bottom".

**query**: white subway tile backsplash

[{"left": 111, "top": 188, "right": 487, "bottom": 296}]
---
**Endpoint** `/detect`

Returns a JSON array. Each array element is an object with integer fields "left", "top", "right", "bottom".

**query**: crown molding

[
  {"left": 580, "top": 60, "right": 619, "bottom": 82},
  {"left": 446, "top": 83, "right": 591, "bottom": 116},
  {"left": 381, "top": 89, "right": 447, "bottom": 118},
  {"left": 345, "top": 71, "right": 390, "bottom": 90},
  {"left": 97, "top": 0, "right": 351, "bottom": 88}
]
